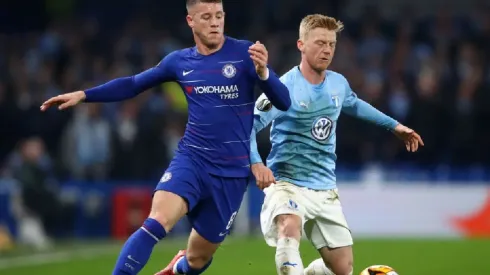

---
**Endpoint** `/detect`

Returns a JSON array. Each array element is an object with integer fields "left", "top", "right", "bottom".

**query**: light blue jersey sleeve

[
  {"left": 341, "top": 77, "right": 399, "bottom": 130},
  {"left": 250, "top": 93, "right": 283, "bottom": 164}
]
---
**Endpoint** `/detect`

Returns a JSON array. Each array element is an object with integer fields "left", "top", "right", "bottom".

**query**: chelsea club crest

[
  {"left": 222, "top": 64, "right": 236, "bottom": 78},
  {"left": 159, "top": 172, "right": 172, "bottom": 183}
]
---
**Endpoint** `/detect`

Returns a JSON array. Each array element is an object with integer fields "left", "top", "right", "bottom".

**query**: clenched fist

[{"left": 248, "top": 41, "right": 269, "bottom": 80}]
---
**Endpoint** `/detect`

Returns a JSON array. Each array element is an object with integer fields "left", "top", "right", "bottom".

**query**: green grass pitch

[{"left": 1, "top": 238, "right": 489, "bottom": 274}]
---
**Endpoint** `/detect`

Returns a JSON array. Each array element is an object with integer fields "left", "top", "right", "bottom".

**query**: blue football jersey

[
  {"left": 250, "top": 67, "right": 398, "bottom": 190},
  {"left": 85, "top": 36, "right": 290, "bottom": 178}
]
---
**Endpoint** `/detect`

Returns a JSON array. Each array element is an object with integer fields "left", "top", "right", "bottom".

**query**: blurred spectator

[
  {"left": 7, "top": 137, "right": 75, "bottom": 248},
  {"left": 61, "top": 104, "right": 111, "bottom": 180}
]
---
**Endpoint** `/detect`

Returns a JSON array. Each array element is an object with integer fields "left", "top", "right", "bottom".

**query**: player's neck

[
  {"left": 299, "top": 62, "right": 326, "bottom": 85},
  {"left": 194, "top": 35, "right": 226, "bottom": 55}
]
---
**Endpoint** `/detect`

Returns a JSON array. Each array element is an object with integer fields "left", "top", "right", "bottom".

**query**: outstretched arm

[
  {"left": 84, "top": 67, "right": 171, "bottom": 102},
  {"left": 84, "top": 53, "right": 177, "bottom": 102},
  {"left": 41, "top": 52, "right": 177, "bottom": 110},
  {"left": 341, "top": 80, "right": 424, "bottom": 152},
  {"left": 341, "top": 82, "right": 399, "bottom": 130}
]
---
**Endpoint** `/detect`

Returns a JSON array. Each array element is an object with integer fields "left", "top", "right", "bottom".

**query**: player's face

[
  {"left": 298, "top": 28, "right": 337, "bottom": 72},
  {"left": 186, "top": 2, "right": 225, "bottom": 49}
]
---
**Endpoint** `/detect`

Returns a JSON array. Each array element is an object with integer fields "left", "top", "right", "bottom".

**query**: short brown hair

[
  {"left": 299, "top": 14, "right": 344, "bottom": 40},
  {"left": 186, "top": 0, "right": 222, "bottom": 10}
]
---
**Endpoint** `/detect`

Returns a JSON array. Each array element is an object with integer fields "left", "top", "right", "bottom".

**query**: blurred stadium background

[{"left": 1, "top": 0, "right": 490, "bottom": 274}]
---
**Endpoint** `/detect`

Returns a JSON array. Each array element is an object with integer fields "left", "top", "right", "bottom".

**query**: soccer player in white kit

[{"left": 250, "top": 14, "right": 423, "bottom": 275}]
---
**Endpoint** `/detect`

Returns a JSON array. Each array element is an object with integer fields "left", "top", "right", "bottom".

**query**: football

[{"left": 360, "top": 265, "right": 398, "bottom": 275}]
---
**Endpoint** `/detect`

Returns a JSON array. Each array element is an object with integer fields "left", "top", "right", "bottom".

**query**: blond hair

[{"left": 299, "top": 14, "right": 344, "bottom": 40}]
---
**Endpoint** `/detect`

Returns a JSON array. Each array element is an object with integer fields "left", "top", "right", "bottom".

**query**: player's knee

[
  {"left": 185, "top": 253, "right": 213, "bottom": 270},
  {"left": 330, "top": 259, "right": 353, "bottom": 275},
  {"left": 147, "top": 213, "right": 174, "bottom": 232},
  {"left": 149, "top": 191, "right": 188, "bottom": 232},
  {"left": 276, "top": 214, "right": 302, "bottom": 240}
]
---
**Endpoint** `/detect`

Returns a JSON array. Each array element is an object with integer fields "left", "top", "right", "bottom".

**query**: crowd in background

[{"left": 1, "top": 0, "right": 490, "bottom": 185}]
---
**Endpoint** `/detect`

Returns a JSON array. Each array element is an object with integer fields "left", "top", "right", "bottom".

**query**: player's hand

[
  {"left": 40, "top": 91, "right": 86, "bottom": 111},
  {"left": 393, "top": 124, "right": 424, "bottom": 152},
  {"left": 248, "top": 41, "right": 268, "bottom": 79},
  {"left": 251, "top": 162, "right": 275, "bottom": 190}
]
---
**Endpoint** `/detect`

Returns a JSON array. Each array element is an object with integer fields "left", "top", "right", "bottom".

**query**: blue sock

[
  {"left": 175, "top": 256, "right": 213, "bottom": 275},
  {"left": 112, "top": 218, "right": 166, "bottom": 275}
]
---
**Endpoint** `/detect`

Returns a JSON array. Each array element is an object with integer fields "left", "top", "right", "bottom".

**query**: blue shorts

[{"left": 155, "top": 152, "right": 249, "bottom": 243}]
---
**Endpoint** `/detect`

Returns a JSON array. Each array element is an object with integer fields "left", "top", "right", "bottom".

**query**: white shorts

[{"left": 260, "top": 181, "right": 353, "bottom": 249}]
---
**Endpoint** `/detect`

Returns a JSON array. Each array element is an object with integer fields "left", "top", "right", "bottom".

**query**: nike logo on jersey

[{"left": 183, "top": 70, "right": 194, "bottom": 76}]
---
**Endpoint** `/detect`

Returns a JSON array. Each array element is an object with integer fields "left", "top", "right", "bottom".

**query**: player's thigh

[
  {"left": 304, "top": 190, "right": 353, "bottom": 274},
  {"left": 304, "top": 220, "right": 353, "bottom": 274},
  {"left": 318, "top": 245, "right": 353, "bottom": 275},
  {"left": 304, "top": 189, "right": 353, "bottom": 249},
  {"left": 260, "top": 182, "right": 307, "bottom": 246},
  {"left": 185, "top": 228, "right": 221, "bottom": 268},
  {"left": 188, "top": 175, "right": 248, "bottom": 244},
  {"left": 149, "top": 191, "right": 188, "bottom": 232},
  {"left": 304, "top": 218, "right": 353, "bottom": 249},
  {"left": 151, "top": 154, "right": 203, "bottom": 232}
]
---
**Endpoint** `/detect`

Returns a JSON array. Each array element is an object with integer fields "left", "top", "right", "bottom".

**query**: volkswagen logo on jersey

[
  {"left": 256, "top": 97, "right": 272, "bottom": 112},
  {"left": 222, "top": 64, "right": 236, "bottom": 78},
  {"left": 311, "top": 117, "right": 333, "bottom": 141}
]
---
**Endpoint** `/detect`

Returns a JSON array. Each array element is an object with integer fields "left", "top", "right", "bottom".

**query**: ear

[
  {"left": 186, "top": 14, "right": 194, "bottom": 28},
  {"left": 297, "top": 39, "right": 304, "bottom": 53}
]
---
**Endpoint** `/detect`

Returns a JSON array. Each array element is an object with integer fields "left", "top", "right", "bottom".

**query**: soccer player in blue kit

[
  {"left": 250, "top": 15, "right": 423, "bottom": 275},
  {"left": 40, "top": 1, "right": 291, "bottom": 275}
]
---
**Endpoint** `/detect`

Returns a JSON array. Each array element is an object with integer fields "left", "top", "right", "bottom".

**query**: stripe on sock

[{"left": 140, "top": 226, "right": 159, "bottom": 242}]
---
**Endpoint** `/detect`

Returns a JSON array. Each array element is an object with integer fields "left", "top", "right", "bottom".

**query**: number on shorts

[{"left": 225, "top": 211, "right": 237, "bottom": 230}]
